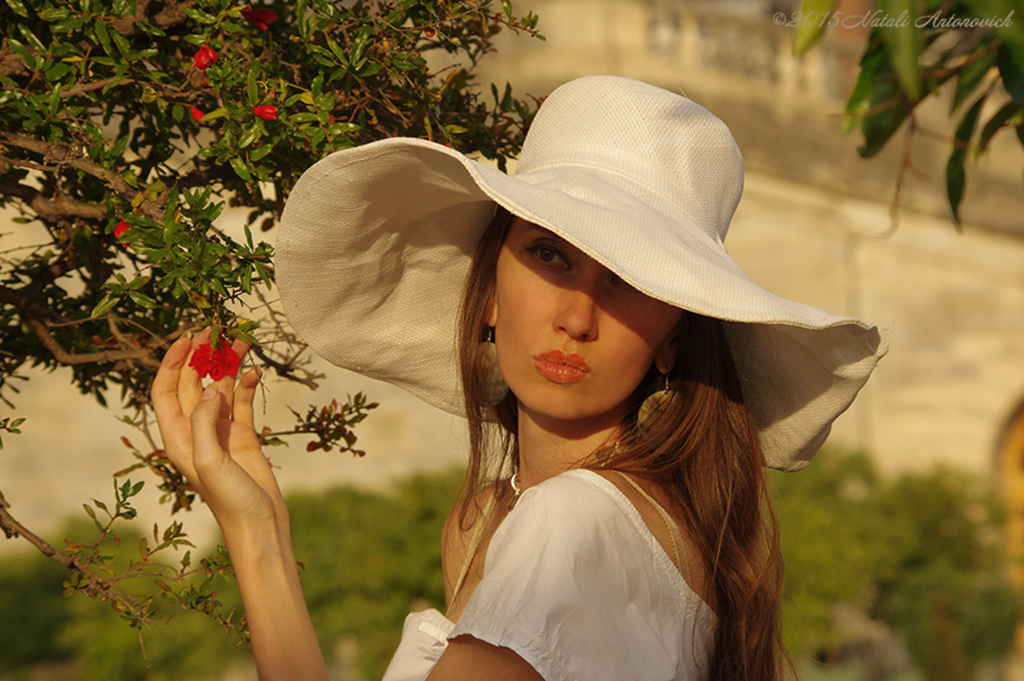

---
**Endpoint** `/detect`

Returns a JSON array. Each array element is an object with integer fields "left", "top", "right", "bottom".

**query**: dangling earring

[
  {"left": 638, "top": 373, "right": 681, "bottom": 430},
  {"left": 477, "top": 326, "right": 509, "bottom": 407}
]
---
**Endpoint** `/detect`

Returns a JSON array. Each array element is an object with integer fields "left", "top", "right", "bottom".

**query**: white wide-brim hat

[{"left": 277, "top": 75, "right": 887, "bottom": 471}]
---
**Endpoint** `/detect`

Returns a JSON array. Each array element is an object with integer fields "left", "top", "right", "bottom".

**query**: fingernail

[{"left": 200, "top": 387, "right": 216, "bottom": 401}]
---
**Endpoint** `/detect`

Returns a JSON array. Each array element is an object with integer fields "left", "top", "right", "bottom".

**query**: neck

[{"left": 516, "top": 406, "right": 622, "bottom": 491}]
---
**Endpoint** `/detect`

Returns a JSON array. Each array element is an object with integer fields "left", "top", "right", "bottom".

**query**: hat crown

[{"left": 516, "top": 75, "right": 744, "bottom": 243}]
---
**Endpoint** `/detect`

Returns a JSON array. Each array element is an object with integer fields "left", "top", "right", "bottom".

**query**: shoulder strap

[
  {"left": 616, "top": 473, "right": 691, "bottom": 585},
  {"left": 450, "top": 487, "right": 500, "bottom": 604}
]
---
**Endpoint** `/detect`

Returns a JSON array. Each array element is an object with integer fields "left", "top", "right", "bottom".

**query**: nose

[{"left": 556, "top": 286, "right": 599, "bottom": 341}]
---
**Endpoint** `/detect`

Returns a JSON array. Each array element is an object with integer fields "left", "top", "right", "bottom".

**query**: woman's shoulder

[{"left": 441, "top": 480, "right": 513, "bottom": 609}]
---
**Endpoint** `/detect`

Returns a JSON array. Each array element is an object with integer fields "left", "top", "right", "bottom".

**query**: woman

[{"left": 153, "top": 75, "right": 886, "bottom": 681}]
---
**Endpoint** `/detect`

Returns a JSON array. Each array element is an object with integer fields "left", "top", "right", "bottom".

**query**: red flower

[
  {"left": 189, "top": 342, "right": 241, "bottom": 381},
  {"left": 113, "top": 219, "right": 131, "bottom": 247},
  {"left": 193, "top": 46, "right": 218, "bottom": 71},
  {"left": 423, "top": 28, "right": 436, "bottom": 38},
  {"left": 252, "top": 104, "right": 278, "bottom": 121},
  {"left": 242, "top": 7, "right": 278, "bottom": 30},
  {"left": 190, "top": 106, "right": 205, "bottom": 123}
]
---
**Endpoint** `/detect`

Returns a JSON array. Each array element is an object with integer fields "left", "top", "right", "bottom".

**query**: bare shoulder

[{"left": 441, "top": 482, "right": 504, "bottom": 606}]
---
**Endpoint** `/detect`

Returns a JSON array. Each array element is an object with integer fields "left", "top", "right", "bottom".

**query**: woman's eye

[
  {"left": 609, "top": 273, "right": 637, "bottom": 292},
  {"left": 530, "top": 244, "right": 566, "bottom": 266}
]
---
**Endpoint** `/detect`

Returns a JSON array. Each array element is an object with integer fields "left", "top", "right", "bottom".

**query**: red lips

[{"left": 533, "top": 350, "right": 590, "bottom": 384}]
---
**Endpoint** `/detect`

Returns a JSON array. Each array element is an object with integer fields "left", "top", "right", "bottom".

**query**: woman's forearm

[
  {"left": 152, "top": 341, "right": 329, "bottom": 679},
  {"left": 222, "top": 514, "right": 329, "bottom": 681}
]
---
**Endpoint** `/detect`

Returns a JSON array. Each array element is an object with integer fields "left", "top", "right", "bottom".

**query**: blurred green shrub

[
  {"left": 0, "top": 467, "right": 461, "bottom": 680},
  {"left": 773, "top": 448, "right": 1020, "bottom": 677}
]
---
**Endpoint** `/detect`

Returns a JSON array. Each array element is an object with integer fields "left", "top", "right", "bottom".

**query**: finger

[
  {"left": 152, "top": 336, "right": 192, "bottom": 442},
  {"left": 212, "top": 339, "right": 251, "bottom": 410},
  {"left": 233, "top": 367, "right": 261, "bottom": 429},
  {"left": 190, "top": 387, "right": 229, "bottom": 478},
  {"left": 179, "top": 329, "right": 213, "bottom": 412}
]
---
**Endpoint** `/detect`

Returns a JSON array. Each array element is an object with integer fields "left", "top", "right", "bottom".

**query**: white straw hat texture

[{"left": 277, "top": 75, "right": 887, "bottom": 471}]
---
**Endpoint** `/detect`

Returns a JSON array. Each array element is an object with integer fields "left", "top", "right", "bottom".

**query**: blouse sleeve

[{"left": 447, "top": 471, "right": 714, "bottom": 681}]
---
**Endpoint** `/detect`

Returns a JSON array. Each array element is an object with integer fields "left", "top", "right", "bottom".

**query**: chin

[{"left": 517, "top": 391, "right": 626, "bottom": 427}]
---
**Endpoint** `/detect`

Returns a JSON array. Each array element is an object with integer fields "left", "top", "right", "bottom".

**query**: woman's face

[{"left": 490, "top": 217, "right": 684, "bottom": 432}]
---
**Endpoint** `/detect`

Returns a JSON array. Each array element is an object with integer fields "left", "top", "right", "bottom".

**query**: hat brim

[{"left": 278, "top": 138, "right": 887, "bottom": 471}]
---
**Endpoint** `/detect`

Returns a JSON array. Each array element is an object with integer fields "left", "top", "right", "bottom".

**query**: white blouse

[{"left": 381, "top": 469, "right": 716, "bottom": 681}]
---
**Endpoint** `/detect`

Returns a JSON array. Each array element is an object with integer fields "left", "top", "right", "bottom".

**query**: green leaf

[
  {"left": 6, "top": 39, "right": 37, "bottom": 71},
  {"left": 998, "top": 40, "right": 1024, "bottom": 108},
  {"left": 230, "top": 156, "right": 253, "bottom": 183},
  {"left": 182, "top": 7, "right": 218, "bottom": 24},
  {"left": 848, "top": 38, "right": 914, "bottom": 157},
  {"left": 290, "top": 112, "right": 320, "bottom": 124},
  {"left": 951, "top": 49, "right": 997, "bottom": 114},
  {"left": 48, "top": 84, "right": 62, "bottom": 115},
  {"left": 109, "top": 135, "right": 130, "bottom": 160},
  {"left": 250, "top": 143, "right": 273, "bottom": 161},
  {"left": 202, "top": 107, "right": 228, "bottom": 122},
  {"left": 5, "top": 0, "right": 29, "bottom": 17},
  {"left": 254, "top": 260, "right": 272, "bottom": 289},
  {"left": 296, "top": 0, "right": 311, "bottom": 40},
  {"left": 17, "top": 24, "right": 47, "bottom": 52},
  {"left": 238, "top": 124, "right": 261, "bottom": 149},
  {"left": 327, "top": 38, "right": 349, "bottom": 65},
  {"left": 40, "top": 7, "right": 70, "bottom": 21},
  {"left": 91, "top": 294, "right": 121, "bottom": 318},
  {"left": 111, "top": 29, "right": 131, "bottom": 60},
  {"left": 792, "top": 0, "right": 841, "bottom": 56},
  {"left": 247, "top": 65, "right": 259, "bottom": 106},
  {"left": 137, "top": 21, "right": 166, "bottom": 36},
  {"left": 350, "top": 27, "right": 371, "bottom": 65},
  {"left": 978, "top": 103, "right": 1020, "bottom": 155},
  {"left": 876, "top": 0, "right": 923, "bottom": 101},
  {"left": 946, "top": 95, "right": 986, "bottom": 227},
  {"left": 501, "top": 0, "right": 513, "bottom": 19},
  {"left": 95, "top": 19, "right": 113, "bottom": 56},
  {"left": 240, "top": 266, "right": 252, "bottom": 293}
]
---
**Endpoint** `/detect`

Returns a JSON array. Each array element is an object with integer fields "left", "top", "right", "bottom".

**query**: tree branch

[
  {"left": 0, "top": 487, "right": 123, "bottom": 601},
  {"left": 24, "top": 317, "right": 160, "bottom": 369},
  {"left": 0, "top": 132, "right": 163, "bottom": 221},
  {"left": 0, "top": 285, "right": 67, "bottom": 323},
  {"left": 0, "top": 286, "right": 160, "bottom": 368},
  {"left": 60, "top": 77, "right": 136, "bottom": 98},
  {"left": 0, "top": 181, "right": 108, "bottom": 220},
  {"left": 0, "top": 40, "right": 30, "bottom": 78}
]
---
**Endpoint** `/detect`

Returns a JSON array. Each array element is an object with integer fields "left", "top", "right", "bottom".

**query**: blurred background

[{"left": 3, "top": 0, "right": 1024, "bottom": 679}]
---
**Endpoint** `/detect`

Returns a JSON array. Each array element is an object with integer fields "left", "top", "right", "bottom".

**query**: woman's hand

[
  {"left": 152, "top": 330, "right": 285, "bottom": 534},
  {"left": 153, "top": 331, "right": 330, "bottom": 680}
]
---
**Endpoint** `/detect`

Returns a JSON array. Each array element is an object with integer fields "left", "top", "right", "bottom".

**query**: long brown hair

[{"left": 456, "top": 206, "right": 786, "bottom": 681}]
